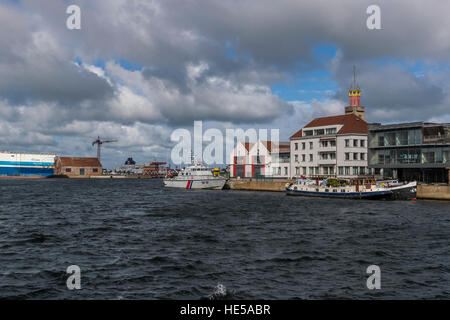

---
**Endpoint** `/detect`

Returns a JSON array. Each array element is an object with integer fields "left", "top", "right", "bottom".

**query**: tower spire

[{"left": 345, "top": 65, "right": 365, "bottom": 120}]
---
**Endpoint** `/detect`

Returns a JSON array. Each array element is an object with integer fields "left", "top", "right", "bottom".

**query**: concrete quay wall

[
  {"left": 227, "top": 178, "right": 450, "bottom": 200},
  {"left": 226, "top": 178, "right": 293, "bottom": 192},
  {"left": 417, "top": 185, "right": 450, "bottom": 200}
]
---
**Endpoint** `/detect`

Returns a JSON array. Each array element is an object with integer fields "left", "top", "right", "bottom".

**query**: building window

[
  {"left": 80, "top": 168, "right": 85, "bottom": 175},
  {"left": 345, "top": 139, "right": 350, "bottom": 147},
  {"left": 302, "top": 142, "right": 306, "bottom": 150},
  {"left": 314, "top": 129, "right": 324, "bottom": 136},
  {"left": 360, "top": 140, "right": 365, "bottom": 147},
  {"left": 330, "top": 167, "right": 335, "bottom": 175},
  {"left": 304, "top": 130, "right": 313, "bottom": 136},
  {"left": 295, "top": 143, "right": 298, "bottom": 150},
  {"left": 302, "top": 167, "right": 306, "bottom": 175},
  {"left": 345, "top": 167, "right": 350, "bottom": 175},
  {"left": 338, "top": 167, "right": 344, "bottom": 175},
  {"left": 315, "top": 167, "right": 319, "bottom": 175},
  {"left": 309, "top": 142, "right": 313, "bottom": 149},
  {"left": 330, "top": 153, "right": 336, "bottom": 160},
  {"left": 296, "top": 167, "right": 300, "bottom": 175},
  {"left": 360, "top": 153, "right": 365, "bottom": 161},
  {"left": 93, "top": 168, "right": 98, "bottom": 173},
  {"left": 322, "top": 141, "right": 328, "bottom": 147},
  {"left": 309, "top": 154, "right": 313, "bottom": 162},
  {"left": 326, "top": 128, "right": 337, "bottom": 135},
  {"left": 353, "top": 139, "right": 358, "bottom": 147},
  {"left": 375, "top": 168, "right": 381, "bottom": 175},
  {"left": 352, "top": 167, "right": 358, "bottom": 175},
  {"left": 284, "top": 167, "right": 288, "bottom": 175},
  {"left": 65, "top": 168, "right": 71, "bottom": 173},
  {"left": 309, "top": 167, "right": 314, "bottom": 175},
  {"left": 295, "top": 155, "right": 298, "bottom": 162},
  {"left": 278, "top": 167, "right": 282, "bottom": 175},
  {"left": 323, "top": 167, "right": 329, "bottom": 175},
  {"left": 302, "top": 154, "right": 306, "bottom": 162},
  {"left": 353, "top": 153, "right": 358, "bottom": 160},
  {"left": 345, "top": 153, "right": 350, "bottom": 160},
  {"left": 322, "top": 153, "right": 328, "bottom": 160},
  {"left": 359, "top": 167, "right": 365, "bottom": 175},
  {"left": 330, "top": 140, "right": 336, "bottom": 147}
]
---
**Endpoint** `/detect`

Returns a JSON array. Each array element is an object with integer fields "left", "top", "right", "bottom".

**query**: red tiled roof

[
  {"left": 58, "top": 157, "right": 102, "bottom": 167},
  {"left": 336, "top": 114, "right": 367, "bottom": 134},
  {"left": 290, "top": 129, "right": 302, "bottom": 140},
  {"left": 278, "top": 144, "right": 291, "bottom": 153},
  {"left": 243, "top": 142, "right": 254, "bottom": 152},
  {"left": 261, "top": 141, "right": 290, "bottom": 153},
  {"left": 262, "top": 141, "right": 272, "bottom": 152},
  {"left": 291, "top": 114, "right": 367, "bottom": 138}
]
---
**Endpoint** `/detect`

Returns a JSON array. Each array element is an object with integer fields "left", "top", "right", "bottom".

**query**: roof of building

[
  {"left": 261, "top": 141, "right": 272, "bottom": 152},
  {"left": 369, "top": 121, "right": 450, "bottom": 131},
  {"left": 290, "top": 129, "right": 302, "bottom": 140},
  {"left": 261, "top": 141, "right": 290, "bottom": 153},
  {"left": 278, "top": 143, "right": 291, "bottom": 153},
  {"left": 243, "top": 142, "right": 254, "bottom": 152},
  {"left": 57, "top": 157, "right": 102, "bottom": 167},
  {"left": 290, "top": 114, "right": 367, "bottom": 139}
]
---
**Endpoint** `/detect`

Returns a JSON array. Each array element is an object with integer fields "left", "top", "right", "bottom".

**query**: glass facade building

[{"left": 368, "top": 122, "right": 450, "bottom": 183}]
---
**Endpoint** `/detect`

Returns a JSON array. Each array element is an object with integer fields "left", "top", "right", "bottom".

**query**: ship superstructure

[{"left": 0, "top": 152, "right": 56, "bottom": 176}]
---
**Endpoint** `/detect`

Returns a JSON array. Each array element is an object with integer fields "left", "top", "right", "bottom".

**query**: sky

[{"left": 1, "top": 0, "right": 450, "bottom": 168}]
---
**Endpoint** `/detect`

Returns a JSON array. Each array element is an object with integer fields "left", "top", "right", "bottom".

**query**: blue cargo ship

[{"left": 0, "top": 152, "right": 56, "bottom": 176}]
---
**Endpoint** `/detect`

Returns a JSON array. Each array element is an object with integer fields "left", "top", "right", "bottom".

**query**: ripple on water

[{"left": 0, "top": 179, "right": 449, "bottom": 299}]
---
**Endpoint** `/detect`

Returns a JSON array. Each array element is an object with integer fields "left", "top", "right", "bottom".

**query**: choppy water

[{"left": 0, "top": 178, "right": 449, "bottom": 299}]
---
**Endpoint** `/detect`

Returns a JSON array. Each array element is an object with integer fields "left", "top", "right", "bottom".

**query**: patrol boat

[
  {"left": 286, "top": 177, "right": 417, "bottom": 200},
  {"left": 163, "top": 159, "right": 227, "bottom": 190}
]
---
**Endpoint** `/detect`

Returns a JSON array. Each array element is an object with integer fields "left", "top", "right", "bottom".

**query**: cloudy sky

[{"left": 1, "top": 0, "right": 450, "bottom": 168}]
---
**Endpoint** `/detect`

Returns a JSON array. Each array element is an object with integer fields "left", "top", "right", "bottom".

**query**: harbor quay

[
  {"left": 226, "top": 178, "right": 294, "bottom": 192},
  {"left": 1, "top": 75, "right": 449, "bottom": 198},
  {"left": 226, "top": 177, "right": 450, "bottom": 201}
]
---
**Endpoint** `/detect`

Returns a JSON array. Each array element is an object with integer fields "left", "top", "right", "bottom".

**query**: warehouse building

[{"left": 55, "top": 157, "right": 102, "bottom": 176}]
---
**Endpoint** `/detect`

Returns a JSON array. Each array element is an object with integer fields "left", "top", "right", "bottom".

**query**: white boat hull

[{"left": 163, "top": 178, "right": 227, "bottom": 190}]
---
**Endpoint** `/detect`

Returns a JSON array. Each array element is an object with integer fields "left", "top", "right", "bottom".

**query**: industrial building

[
  {"left": 368, "top": 122, "right": 450, "bottom": 183},
  {"left": 55, "top": 157, "right": 102, "bottom": 177},
  {"left": 229, "top": 141, "right": 291, "bottom": 178}
]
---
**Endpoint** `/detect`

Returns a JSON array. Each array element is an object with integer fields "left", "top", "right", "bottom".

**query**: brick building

[{"left": 55, "top": 157, "right": 102, "bottom": 176}]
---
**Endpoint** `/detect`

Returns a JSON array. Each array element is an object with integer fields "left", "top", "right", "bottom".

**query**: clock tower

[{"left": 345, "top": 66, "right": 365, "bottom": 120}]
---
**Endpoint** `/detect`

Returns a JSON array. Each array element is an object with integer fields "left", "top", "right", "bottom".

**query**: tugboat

[
  {"left": 286, "top": 177, "right": 417, "bottom": 200},
  {"left": 163, "top": 158, "right": 227, "bottom": 190}
]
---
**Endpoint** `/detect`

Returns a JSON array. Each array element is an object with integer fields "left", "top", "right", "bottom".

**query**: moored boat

[
  {"left": 286, "top": 177, "right": 417, "bottom": 200},
  {"left": 163, "top": 160, "right": 227, "bottom": 190}
]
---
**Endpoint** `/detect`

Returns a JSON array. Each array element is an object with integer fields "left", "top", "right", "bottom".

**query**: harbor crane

[{"left": 92, "top": 136, "right": 118, "bottom": 161}]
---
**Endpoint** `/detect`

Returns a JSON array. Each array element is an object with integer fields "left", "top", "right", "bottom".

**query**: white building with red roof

[
  {"left": 290, "top": 82, "right": 370, "bottom": 179},
  {"left": 229, "top": 140, "right": 291, "bottom": 178}
]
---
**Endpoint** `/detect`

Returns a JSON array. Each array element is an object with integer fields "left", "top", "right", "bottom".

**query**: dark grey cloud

[
  {"left": 1, "top": 0, "right": 450, "bottom": 166},
  {"left": 330, "top": 60, "right": 448, "bottom": 123}
]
